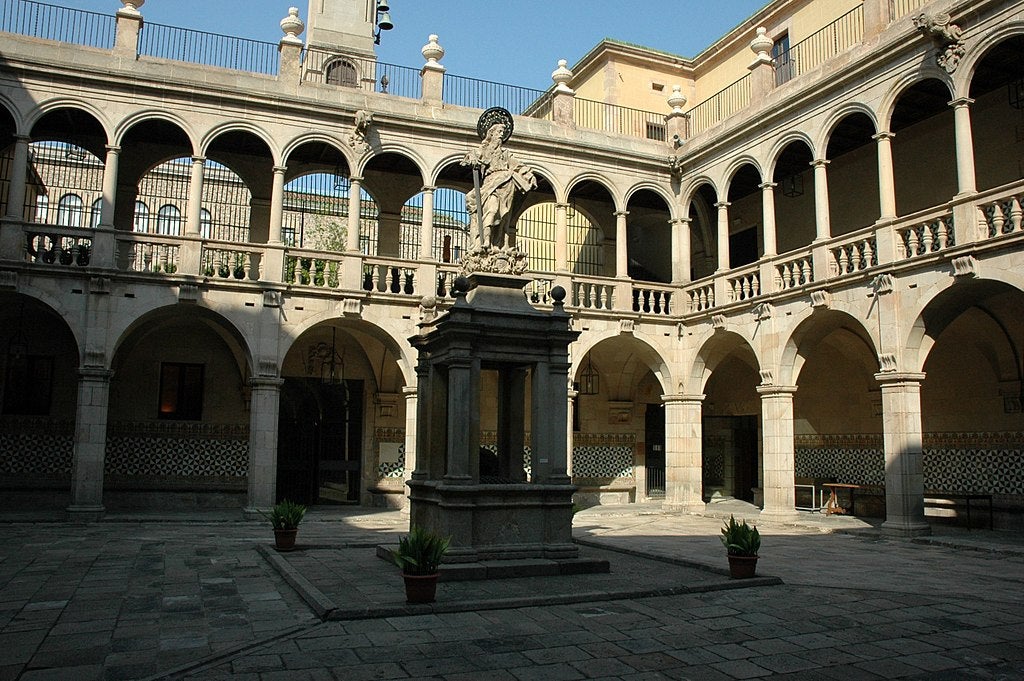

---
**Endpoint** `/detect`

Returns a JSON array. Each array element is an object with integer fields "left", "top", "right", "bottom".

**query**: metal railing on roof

[
  {"left": 443, "top": 73, "right": 552, "bottom": 117},
  {"left": 774, "top": 5, "right": 864, "bottom": 86},
  {"left": 0, "top": 0, "right": 114, "bottom": 49},
  {"left": 685, "top": 74, "right": 752, "bottom": 136},
  {"left": 301, "top": 48, "right": 421, "bottom": 98},
  {"left": 137, "top": 21, "right": 279, "bottom": 76},
  {"left": 573, "top": 98, "right": 667, "bottom": 140}
]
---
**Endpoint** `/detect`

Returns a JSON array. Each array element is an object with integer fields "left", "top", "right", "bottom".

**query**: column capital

[
  {"left": 614, "top": 210, "right": 629, "bottom": 218},
  {"left": 349, "top": 175, "right": 364, "bottom": 184},
  {"left": 669, "top": 216, "right": 691, "bottom": 226},
  {"left": 403, "top": 385, "right": 418, "bottom": 397},
  {"left": 756, "top": 384, "right": 798, "bottom": 396},
  {"left": 874, "top": 371, "right": 926, "bottom": 386},
  {"left": 948, "top": 96, "right": 974, "bottom": 108},
  {"left": 714, "top": 201, "right": 730, "bottom": 209},
  {"left": 191, "top": 156, "right": 206, "bottom": 164},
  {"left": 872, "top": 131, "right": 895, "bottom": 142},
  {"left": 555, "top": 202, "right": 570, "bottom": 210},
  {"left": 250, "top": 376, "right": 285, "bottom": 389},
  {"left": 661, "top": 393, "right": 705, "bottom": 404},
  {"left": 78, "top": 367, "right": 114, "bottom": 381},
  {"left": 421, "top": 185, "right": 436, "bottom": 193},
  {"left": 759, "top": 181, "right": 777, "bottom": 190},
  {"left": 272, "top": 165, "right": 288, "bottom": 174},
  {"left": 14, "top": 134, "right": 31, "bottom": 143},
  {"left": 811, "top": 158, "right": 830, "bottom": 168},
  {"left": 105, "top": 145, "right": 122, "bottom": 154}
]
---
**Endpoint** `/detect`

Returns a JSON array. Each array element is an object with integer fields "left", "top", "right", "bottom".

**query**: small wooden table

[{"left": 822, "top": 483, "right": 862, "bottom": 515}]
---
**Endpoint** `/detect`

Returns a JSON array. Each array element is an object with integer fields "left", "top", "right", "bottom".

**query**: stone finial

[
  {"left": 750, "top": 26, "right": 773, "bottom": 58},
  {"left": 551, "top": 59, "right": 574, "bottom": 93},
  {"left": 119, "top": 0, "right": 144, "bottom": 14},
  {"left": 422, "top": 34, "right": 445, "bottom": 69},
  {"left": 280, "top": 7, "right": 305, "bottom": 44},
  {"left": 667, "top": 84, "right": 687, "bottom": 113}
]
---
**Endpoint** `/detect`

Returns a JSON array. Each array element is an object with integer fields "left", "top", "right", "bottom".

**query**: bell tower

[{"left": 305, "top": 0, "right": 389, "bottom": 58}]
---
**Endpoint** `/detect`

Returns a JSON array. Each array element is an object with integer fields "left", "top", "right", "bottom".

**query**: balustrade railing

[
  {"left": 897, "top": 213, "right": 954, "bottom": 260},
  {"left": 25, "top": 231, "right": 92, "bottom": 267},
  {"left": 685, "top": 75, "right": 751, "bottom": 137},
  {"left": 202, "top": 246, "right": 255, "bottom": 280},
  {"left": 774, "top": 6, "right": 863, "bottom": 85},
  {"left": 138, "top": 22, "right": 278, "bottom": 75},
  {"left": 727, "top": 266, "right": 761, "bottom": 303},
  {"left": 830, "top": 232, "right": 878, "bottom": 276},
  {"left": 571, "top": 277, "right": 615, "bottom": 312},
  {"left": 284, "top": 249, "right": 345, "bottom": 289},
  {"left": 684, "top": 282, "right": 715, "bottom": 313},
  {"left": 775, "top": 252, "right": 813, "bottom": 290},
  {"left": 301, "top": 48, "right": 420, "bottom": 97},
  {"left": 980, "top": 193, "right": 1024, "bottom": 240},
  {"left": 632, "top": 283, "right": 673, "bottom": 315},
  {"left": 0, "top": 0, "right": 114, "bottom": 49},
  {"left": 362, "top": 258, "right": 417, "bottom": 295},
  {"left": 122, "top": 239, "right": 180, "bottom": 274}
]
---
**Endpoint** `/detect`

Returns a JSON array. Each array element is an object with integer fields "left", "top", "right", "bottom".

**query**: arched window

[
  {"left": 133, "top": 201, "right": 150, "bottom": 232},
  {"left": 34, "top": 194, "right": 49, "bottom": 223},
  {"left": 156, "top": 204, "right": 182, "bottom": 235},
  {"left": 326, "top": 59, "right": 359, "bottom": 88},
  {"left": 90, "top": 197, "right": 102, "bottom": 228},
  {"left": 200, "top": 208, "right": 212, "bottom": 239},
  {"left": 56, "top": 193, "right": 84, "bottom": 227}
]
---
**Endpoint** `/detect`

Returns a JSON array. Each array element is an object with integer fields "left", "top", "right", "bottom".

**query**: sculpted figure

[{"left": 462, "top": 122, "right": 537, "bottom": 250}]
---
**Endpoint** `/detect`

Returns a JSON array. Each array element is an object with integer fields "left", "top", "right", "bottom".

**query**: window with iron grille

[
  {"left": 645, "top": 121, "right": 667, "bottom": 142},
  {"left": 56, "top": 193, "right": 84, "bottom": 227},
  {"left": 133, "top": 201, "right": 149, "bottom": 232},
  {"left": 514, "top": 202, "right": 603, "bottom": 275},
  {"left": 90, "top": 197, "right": 102, "bottom": 228},
  {"left": 282, "top": 172, "right": 377, "bottom": 253},
  {"left": 773, "top": 32, "right": 793, "bottom": 86},
  {"left": 157, "top": 204, "right": 181, "bottom": 235},
  {"left": 26, "top": 142, "right": 103, "bottom": 225},
  {"left": 326, "top": 59, "right": 359, "bottom": 88},
  {"left": 399, "top": 188, "right": 472, "bottom": 262},
  {"left": 137, "top": 158, "right": 251, "bottom": 242}
]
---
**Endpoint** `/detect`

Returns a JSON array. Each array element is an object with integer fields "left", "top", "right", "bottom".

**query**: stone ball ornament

[
  {"left": 477, "top": 107, "right": 514, "bottom": 142},
  {"left": 550, "top": 286, "right": 566, "bottom": 303},
  {"left": 453, "top": 276, "right": 471, "bottom": 294}
]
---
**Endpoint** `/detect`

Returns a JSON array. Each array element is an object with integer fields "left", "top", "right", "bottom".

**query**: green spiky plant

[
  {"left": 392, "top": 525, "right": 451, "bottom": 575},
  {"left": 261, "top": 499, "right": 307, "bottom": 530},
  {"left": 720, "top": 515, "right": 761, "bottom": 556}
]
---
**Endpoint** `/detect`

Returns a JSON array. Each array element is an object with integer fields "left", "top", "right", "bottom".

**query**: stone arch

[
  {"left": 114, "top": 110, "right": 199, "bottom": 154},
  {"left": 283, "top": 314, "right": 414, "bottom": 386},
  {"left": 877, "top": 69, "right": 954, "bottom": 132},
  {"left": 26, "top": 98, "right": 112, "bottom": 148},
  {"left": 200, "top": 122, "right": 281, "bottom": 166},
  {"left": 624, "top": 181, "right": 676, "bottom": 215},
  {"left": 779, "top": 308, "right": 879, "bottom": 387},
  {"left": 356, "top": 144, "right": 428, "bottom": 184},
  {"left": 282, "top": 133, "right": 356, "bottom": 174},
  {"left": 766, "top": 131, "right": 817, "bottom": 179},
  {"left": 816, "top": 102, "right": 880, "bottom": 153},
  {"left": 567, "top": 173, "right": 622, "bottom": 212},
  {"left": 722, "top": 155, "right": 765, "bottom": 195},
  {"left": 688, "top": 330, "right": 761, "bottom": 395},
  {"left": 955, "top": 21, "right": 1024, "bottom": 99}
]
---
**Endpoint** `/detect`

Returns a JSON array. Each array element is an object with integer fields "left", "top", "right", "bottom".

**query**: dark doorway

[
  {"left": 702, "top": 415, "right": 759, "bottom": 502},
  {"left": 277, "top": 378, "right": 363, "bottom": 504},
  {"left": 645, "top": 403, "right": 665, "bottom": 498}
]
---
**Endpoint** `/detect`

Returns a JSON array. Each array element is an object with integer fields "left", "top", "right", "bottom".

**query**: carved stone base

[{"left": 460, "top": 246, "right": 528, "bottom": 276}]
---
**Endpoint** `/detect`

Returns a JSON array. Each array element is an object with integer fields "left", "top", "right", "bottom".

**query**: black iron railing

[
  {"left": 574, "top": 98, "right": 666, "bottom": 140},
  {"left": 685, "top": 74, "right": 752, "bottom": 137},
  {"left": 443, "top": 73, "right": 551, "bottom": 117},
  {"left": 774, "top": 6, "right": 864, "bottom": 86},
  {"left": 301, "top": 48, "right": 420, "bottom": 98},
  {"left": 0, "top": 0, "right": 114, "bottom": 48},
  {"left": 138, "top": 21, "right": 279, "bottom": 76}
]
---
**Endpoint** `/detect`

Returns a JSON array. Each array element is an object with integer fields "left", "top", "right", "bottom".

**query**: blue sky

[{"left": 62, "top": 1, "right": 767, "bottom": 90}]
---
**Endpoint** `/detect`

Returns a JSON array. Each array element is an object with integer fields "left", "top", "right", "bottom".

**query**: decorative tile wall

[
  {"left": 794, "top": 434, "right": 885, "bottom": 486},
  {"left": 572, "top": 433, "right": 635, "bottom": 480},
  {"left": 375, "top": 427, "right": 405, "bottom": 478},
  {"left": 0, "top": 417, "right": 73, "bottom": 477},
  {"left": 923, "top": 432, "right": 1023, "bottom": 495},
  {"left": 105, "top": 421, "right": 248, "bottom": 478}
]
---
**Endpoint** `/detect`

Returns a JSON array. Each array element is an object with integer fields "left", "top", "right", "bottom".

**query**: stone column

[
  {"left": 950, "top": 97, "right": 977, "bottom": 196},
  {"left": 419, "top": 186, "right": 435, "bottom": 260},
  {"left": 245, "top": 377, "right": 283, "bottom": 513},
  {"left": 346, "top": 176, "right": 363, "bottom": 252},
  {"left": 875, "top": 372, "right": 931, "bottom": 537},
  {"left": 262, "top": 165, "right": 287, "bottom": 283},
  {"left": 402, "top": 385, "right": 418, "bottom": 506},
  {"left": 874, "top": 132, "right": 897, "bottom": 220},
  {"left": 760, "top": 181, "right": 777, "bottom": 257},
  {"left": 86, "top": 145, "right": 122, "bottom": 269},
  {"left": 714, "top": 201, "right": 730, "bottom": 272},
  {"left": 67, "top": 367, "right": 114, "bottom": 520},
  {"left": 185, "top": 156, "right": 205, "bottom": 236},
  {"left": 614, "top": 210, "right": 629, "bottom": 278},
  {"left": 445, "top": 357, "right": 476, "bottom": 482},
  {"left": 555, "top": 203, "right": 569, "bottom": 272},
  {"left": 1, "top": 135, "right": 30, "bottom": 260},
  {"left": 811, "top": 159, "right": 831, "bottom": 241},
  {"left": 757, "top": 385, "right": 799, "bottom": 521},
  {"left": 663, "top": 394, "right": 706, "bottom": 513},
  {"left": 671, "top": 217, "right": 690, "bottom": 284}
]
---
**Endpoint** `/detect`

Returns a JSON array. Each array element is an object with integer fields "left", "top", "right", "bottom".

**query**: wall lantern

[
  {"left": 307, "top": 327, "right": 346, "bottom": 388},
  {"left": 579, "top": 357, "right": 600, "bottom": 395},
  {"left": 781, "top": 172, "right": 804, "bottom": 198}
]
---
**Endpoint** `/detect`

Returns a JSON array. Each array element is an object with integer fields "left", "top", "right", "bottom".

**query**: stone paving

[{"left": 0, "top": 505, "right": 1022, "bottom": 680}]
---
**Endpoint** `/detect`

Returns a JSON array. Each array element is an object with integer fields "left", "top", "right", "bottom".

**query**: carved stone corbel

[
  {"left": 810, "top": 290, "right": 831, "bottom": 309},
  {"left": 178, "top": 283, "right": 199, "bottom": 302},
  {"left": 619, "top": 319, "right": 635, "bottom": 335},
  {"left": 872, "top": 273, "right": 894, "bottom": 296},
  {"left": 951, "top": 255, "right": 978, "bottom": 279},
  {"left": 712, "top": 314, "right": 726, "bottom": 331},
  {"left": 878, "top": 353, "right": 898, "bottom": 373},
  {"left": 913, "top": 11, "right": 966, "bottom": 73},
  {"left": 347, "top": 109, "right": 374, "bottom": 154},
  {"left": 753, "top": 302, "right": 773, "bottom": 321},
  {"left": 759, "top": 369, "right": 775, "bottom": 386}
]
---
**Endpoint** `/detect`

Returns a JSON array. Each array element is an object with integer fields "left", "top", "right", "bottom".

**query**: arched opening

[
  {"left": 891, "top": 78, "right": 957, "bottom": 215},
  {"left": 825, "top": 112, "right": 880, "bottom": 236},
  {"left": 772, "top": 140, "right": 816, "bottom": 253},
  {"left": 725, "top": 164, "right": 763, "bottom": 269},
  {"left": 969, "top": 34, "right": 1024, "bottom": 191},
  {"left": 567, "top": 179, "right": 616, "bottom": 278},
  {"left": 625, "top": 188, "right": 673, "bottom": 282}
]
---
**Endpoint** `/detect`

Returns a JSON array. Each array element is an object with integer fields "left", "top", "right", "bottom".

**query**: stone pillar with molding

[
  {"left": 177, "top": 156, "right": 205, "bottom": 275},
  {"left": 663, "top": 394, "right": 706, "bottom": 513},
  {"left": 114, "top": 1, "right": 144, "bottom": 58},
  {"left": 757, "top": 384, "right": 800, "bottom": 521},
  {"left": 551, "top": 60, "right": 575, "bottom": 128},
  {"left": 68, "top": 367, "right": 114, "bottom": 519},
  {"left": 401, "top": 385, "right": 418, "bottom": 510},
  {"left": 748, "top": 27, "right": 776, "bottom": 101},
  {"left": 420, "top": 34, "right": 445, "bottom": 103},
  {"left": 714, "top": 201, "right": 730, "bottom": 272},
  {"left": 278, "top": 7, "right": 304, "bottom": 85},
  {"left": 1, "top": 135, "right": 30, "bottom": 260},
  {"left": 671, "top": 217, "right": 690, "bottom": 284},
  {"left": 950, "top": 97, "right": 977, "bottom": 196},
  {"left": 875, "top": 371, "right": 931, "bottom": 537},
  {"left": 90, "top": 145, "right": 121, "bottom": 270},
  {"left": 554, "top": 203, "right": 569, "bottom": 272},
  {"left": 264, "top": 165, "right": 287, "bottom": 283},
  {"left": 245, "top": 376, "right": 284, "bottom": 513},
  {"left": 614, "top": 210, "right": 629, "bottom": 278},
  {"left": 665, "top": 85, "right": 688, "bottom": 143}
]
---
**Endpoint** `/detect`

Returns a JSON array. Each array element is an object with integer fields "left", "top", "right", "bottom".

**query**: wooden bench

[{"left": 925, "top": 490, "right": 994, "bottom": 530}]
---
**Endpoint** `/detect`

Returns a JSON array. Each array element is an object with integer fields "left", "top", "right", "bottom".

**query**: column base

[
  {"left": 757, "top": 508, "right": 802, "bottom": 524},
  {"left": 66, "top": 505, "right": 105, "bottom": 522},
  {"left": 881, "top": 519, "right": 932, "bottom": 538},
  {"left": 662, "top": 500, "right": 707, "bottom": 514}
]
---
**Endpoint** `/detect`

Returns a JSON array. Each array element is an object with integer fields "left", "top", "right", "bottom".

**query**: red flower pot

[
  {"left": 402, "top": 572, "right": 439, "bottom": 604},
  {"left": 727, "top": 554, "right": 758, "bottom": 579}
]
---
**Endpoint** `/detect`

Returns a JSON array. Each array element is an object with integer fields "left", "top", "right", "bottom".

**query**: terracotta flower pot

[
  {"left": 274, "top": 528, "right": 298, "bottom": 551},
  {"left": 727, "top": 554, "right": 758, "bottom": 579},
  {"left": 402, "top": 572, "right": 439, "bottom": 604}
]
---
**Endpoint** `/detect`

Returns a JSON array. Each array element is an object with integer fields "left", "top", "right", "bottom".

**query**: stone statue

[
  {"left": 461, "top": 113, "right": 536, "bottom": 252},
  {"left": 913, "top": 11, "right": 966, "bottom": 73},
  {"left": 347, "top": 109, "right": 373, "bottom": 153}
]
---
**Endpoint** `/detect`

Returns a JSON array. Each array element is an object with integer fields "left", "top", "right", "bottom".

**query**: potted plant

[
  {"left": 720, "top": 514, "right": 760, "bottom": 579},
  {"left": 391, "top": 525, "right": 450, "bottom": 604},
  {"left": 261, "top": 499, "right": 307, "bottom": 551}
]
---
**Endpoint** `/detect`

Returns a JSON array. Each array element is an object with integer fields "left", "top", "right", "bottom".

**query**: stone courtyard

[{"left": 1, "top": 505, "right": 1023, "bottom": 680}]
